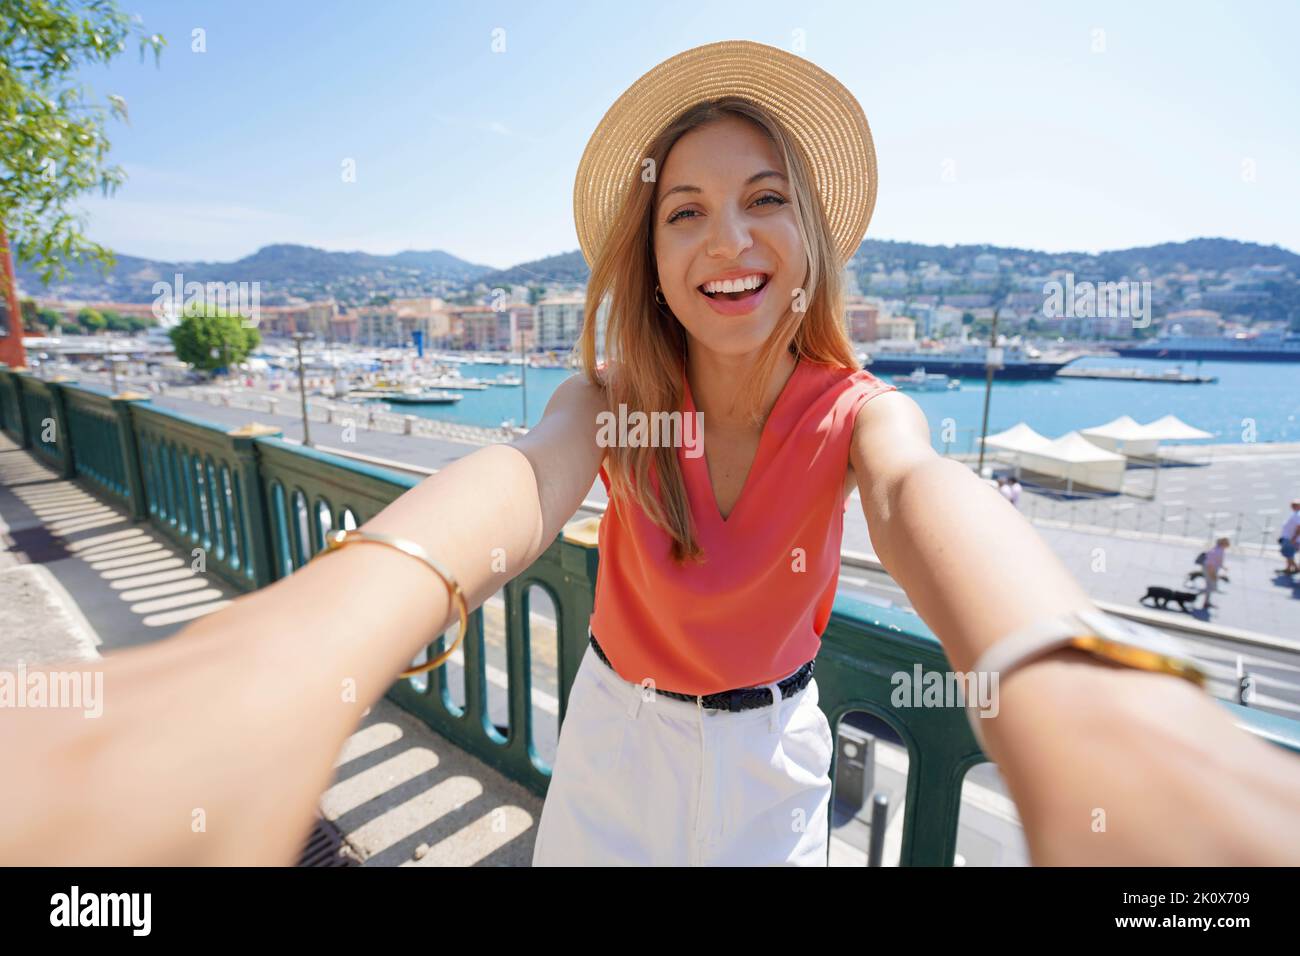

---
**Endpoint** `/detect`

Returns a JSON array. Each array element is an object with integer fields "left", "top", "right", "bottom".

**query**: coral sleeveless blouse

[{"left": 588, "top": 357, "right": 898, "bottom": 695}]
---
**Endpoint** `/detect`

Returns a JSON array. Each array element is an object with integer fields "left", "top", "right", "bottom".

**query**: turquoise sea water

[{"left": 388, "top": 357, "right": 1300, "bottom": 450}]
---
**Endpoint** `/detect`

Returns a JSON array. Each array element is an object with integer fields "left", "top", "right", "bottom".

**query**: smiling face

[{"left": 651, "top": 115, "right": 805, "bottom": 358}]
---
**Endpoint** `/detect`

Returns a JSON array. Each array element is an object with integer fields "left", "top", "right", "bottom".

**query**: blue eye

[{"left": 666, "top": 193, "right": 787, "bottom": 224}]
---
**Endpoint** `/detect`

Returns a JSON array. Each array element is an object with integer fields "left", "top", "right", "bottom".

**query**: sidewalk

[
  {"left": 1025, "top": 524, "right": 1300, "bottom": 636},
  {"left": 0, "top": 432, "right": 545, "bottom": 866},
  {"left": 837, "top": 491, "right": 1300, "bottom": 638}
]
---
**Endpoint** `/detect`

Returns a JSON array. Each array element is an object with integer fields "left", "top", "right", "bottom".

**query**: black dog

[{"left": 1140, "top": 586, "right": 1200, "bottom": 612}]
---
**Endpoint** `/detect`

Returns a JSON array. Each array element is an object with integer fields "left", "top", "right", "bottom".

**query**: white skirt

[{"left": 532, "top": 636, "right": 834, "bottom": 866}]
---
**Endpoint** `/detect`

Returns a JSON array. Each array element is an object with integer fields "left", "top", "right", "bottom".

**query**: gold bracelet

[{"left": 313, "top": 529, "right": 470, "bottom": 678}]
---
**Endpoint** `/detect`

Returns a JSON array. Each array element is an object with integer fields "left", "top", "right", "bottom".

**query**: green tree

[
  {"left": 101, "top": 308, "right": 129, "bottom": 331},
  {"left": 1, "top": 1, "right": 165, "bottom": 284},
  {"left": 76, "top": 305, "right": 104, "bottom": 331},
  {"left": 19, "top": 296, "right": 37, "bottom": 329},
  {"left": 169, "top": 307, "right": 260, "bottom": 373},
  {"left": 36, "top": 305, "right": 63, "bottom": 330}
]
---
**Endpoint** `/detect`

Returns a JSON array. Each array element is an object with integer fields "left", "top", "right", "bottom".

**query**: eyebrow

[{"left": 657, "top": 169, "right": 788, "bottom": 209}]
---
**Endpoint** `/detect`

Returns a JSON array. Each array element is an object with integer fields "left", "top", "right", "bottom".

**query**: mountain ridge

[{"left": 15, "top": 237, "right": 1298, "bottom": 304}]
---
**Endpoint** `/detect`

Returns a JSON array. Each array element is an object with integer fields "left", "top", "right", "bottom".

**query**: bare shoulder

[
  {"left": 509, "top": 369, "right": 611, "bottom": 523},
  {"left": 847, "top": 388, "right": 935, "bottom": 487},
  {"left": 550, "top": 368, "right": 610, "bottom": 413},
  {"left": 537, "top": 369, "right": 610, "bottom": 435},
  {"left": 851, "top": 387, "right": 928, "bottom": 441},
  {"left": 513, "top": 368, "right": 611, "bottom": 469}
]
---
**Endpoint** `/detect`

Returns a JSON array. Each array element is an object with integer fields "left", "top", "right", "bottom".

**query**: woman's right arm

[{"left": 0, "top": 372, "right": 608, "bottom": 865}]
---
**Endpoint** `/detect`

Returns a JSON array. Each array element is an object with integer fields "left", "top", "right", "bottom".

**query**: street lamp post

[
  {"left": 976, "top": 311, "right": 1001, "bottom": 477},
  {"left": 292, "top": 331, "right": 315, "bottom": 447},
  {"left": 519, "top": 323, "right": 528, "bottom": 430}
]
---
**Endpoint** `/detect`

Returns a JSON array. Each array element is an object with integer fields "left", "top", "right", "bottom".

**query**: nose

[{"left": 705, "top": 204, "right": 754, "bottom": 261}]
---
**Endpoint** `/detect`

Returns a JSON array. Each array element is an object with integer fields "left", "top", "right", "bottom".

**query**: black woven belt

[{"left": 588, "top": 631, "right": 814, "bottom": 711}]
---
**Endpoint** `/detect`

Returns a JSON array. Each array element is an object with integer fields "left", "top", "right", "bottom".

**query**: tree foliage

[
  {"left": 169, "top": 308, "right": 261, "bottom": 372},
  {"left": 0, "top": 1, "right": 165, "bottom": 284},
  {"left": 75, "top": 304, "right": 103, "bottom": 329}
]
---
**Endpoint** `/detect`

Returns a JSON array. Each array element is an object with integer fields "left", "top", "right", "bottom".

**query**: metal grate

[{"left": 296, "top": 815, "right": 360, "bottom": 867}]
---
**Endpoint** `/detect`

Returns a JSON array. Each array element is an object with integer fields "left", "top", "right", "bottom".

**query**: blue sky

[{"left": 70, "top": 0, "right": 1300, "bottom": 268}]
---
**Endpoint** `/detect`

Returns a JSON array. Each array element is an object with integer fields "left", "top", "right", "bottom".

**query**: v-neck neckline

[{"left": 682, "top": 355, "right": 804, "bottom": 527}]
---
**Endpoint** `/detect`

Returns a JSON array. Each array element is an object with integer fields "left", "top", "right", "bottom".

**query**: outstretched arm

[
  {"left": 851, "top": 390, "right": 1300, "bottom": 865},
  {"left": 0, "top": 373, "right": 608, "bottom": 865}
]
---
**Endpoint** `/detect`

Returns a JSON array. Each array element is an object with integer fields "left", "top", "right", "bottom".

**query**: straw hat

[{"left": 573, "top": 39, "right": 877, "bottom": 271}]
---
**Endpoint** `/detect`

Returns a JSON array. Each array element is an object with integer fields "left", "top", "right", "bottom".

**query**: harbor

[{"left": 33, "top": 337, "right": 1300, "bottom": 448}]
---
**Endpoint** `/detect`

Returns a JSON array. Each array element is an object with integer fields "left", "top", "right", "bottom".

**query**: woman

[
  {"left": 3, "top": 41, "right": 1299, "bottom": 868},
  {"left": 1200, "top": 536, "right": 1230, "bottom": 610},
  {"left": 532, "top": 76, "right": 897, "bottom": 863}
]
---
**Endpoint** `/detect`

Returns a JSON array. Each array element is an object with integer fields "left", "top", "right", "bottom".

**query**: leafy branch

[{"left": 0, "top": 0, "right": 165, "bottom": 284}]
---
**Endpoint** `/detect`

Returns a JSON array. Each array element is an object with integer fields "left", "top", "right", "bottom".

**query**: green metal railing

[
  {"left": 0, "top": 373, "right": 21, "bottom": 443},
  {"left": 19, "top": 376, "right": 61, "bottom": 467},
  {"left": 1, "top": 365, "right": 1297, "bottom": 866},
  {"left": 131, "top": 402, "right": 266, "bottom": 587},
  {"left": 63, "top": 386, "right": 132, "bottom": 503}
]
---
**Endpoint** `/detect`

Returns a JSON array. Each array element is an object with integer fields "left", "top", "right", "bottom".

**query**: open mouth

[{"left": 698, "top": 274, "right": 769, "bottom": 301}]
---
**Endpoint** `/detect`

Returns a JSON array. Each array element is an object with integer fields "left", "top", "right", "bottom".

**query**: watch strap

[{"left": 964, "top": 607, "right": 1203, "bottom": 753}]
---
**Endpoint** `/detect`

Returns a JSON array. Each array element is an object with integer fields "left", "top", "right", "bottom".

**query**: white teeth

[{"left": 701, "top": 274, "right": 766, "bottom": 294}]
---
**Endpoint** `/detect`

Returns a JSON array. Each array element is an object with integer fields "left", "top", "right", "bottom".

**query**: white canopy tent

[
  {"left": 1022, "top": 432, "right": 1128, "bottom": 493},
  {"left": 1079, "top": 415, "right": 1160, "bottom": 457},
  {"left": 980, "top": 422, "right": 1055, "bottom": 454},
  {"left": 1081, "top": 413, "right": 1214, "bottom": 466},
  {"left": 982, "top": 422, "right": 1128, "bottom": 492},
  {"left": 1138, "top": 414, "right": 1214, "bottom": 441}
]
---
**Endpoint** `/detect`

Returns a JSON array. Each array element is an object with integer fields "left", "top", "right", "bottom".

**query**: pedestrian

[
  {"left": 997, "top": 475, "right": 1013, "bottom": 502},
  {"left": 1200, "top": 536, "right": 1230, "bottom": 610},
  {"left": 1279, "top": 499, "right": 1300, "bottom": 576},
  {"left": 1008, "top": 477, "right": 1023, "bottom": 508}
]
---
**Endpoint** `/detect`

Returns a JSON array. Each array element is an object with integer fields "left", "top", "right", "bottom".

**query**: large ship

[
  {"left": 1113, "top": 329, "right": 1300, "bottom": 362},
  {"left": 861, "top": 340, "right": 1078, "bottom": 380}
]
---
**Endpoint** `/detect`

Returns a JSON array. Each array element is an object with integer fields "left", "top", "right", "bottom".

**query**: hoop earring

[{"left": 654, "top": 284, "right": 667, "bottom": 306}]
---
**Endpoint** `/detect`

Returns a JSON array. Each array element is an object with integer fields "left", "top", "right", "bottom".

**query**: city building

[
  {"left": 1162, "top": 309, "right": 1223, "bottom": 336},
  {"left": 845, "top": 300, "right": 881, "bottom": 341},
  {"left": 536, "top": 294, "right": 609, "bottom": 355},
  {"left": 875, "top": 315, "right": 916, "bottom": 341}
]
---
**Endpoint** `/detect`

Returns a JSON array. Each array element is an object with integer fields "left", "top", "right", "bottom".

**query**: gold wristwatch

[{"left": 965, "top": 607, "right": 1208, "bottom": 752}]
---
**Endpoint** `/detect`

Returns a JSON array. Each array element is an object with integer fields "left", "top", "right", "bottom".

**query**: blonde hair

[{"left": 576, "top": 96, "right": 860, "bottom": 565}]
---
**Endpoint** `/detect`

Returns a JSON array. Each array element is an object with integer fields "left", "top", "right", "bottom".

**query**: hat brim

[{"left": 573, "top": 39, "right": 877, "bottom": 271}]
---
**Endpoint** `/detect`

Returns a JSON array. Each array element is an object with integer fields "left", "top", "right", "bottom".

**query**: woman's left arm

[
  {"left": 848, "top": 390, "right": 1096, "bottom": 675},
  {"left": 850, "top": 391, "right": 1300, "bottom": 864}
]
